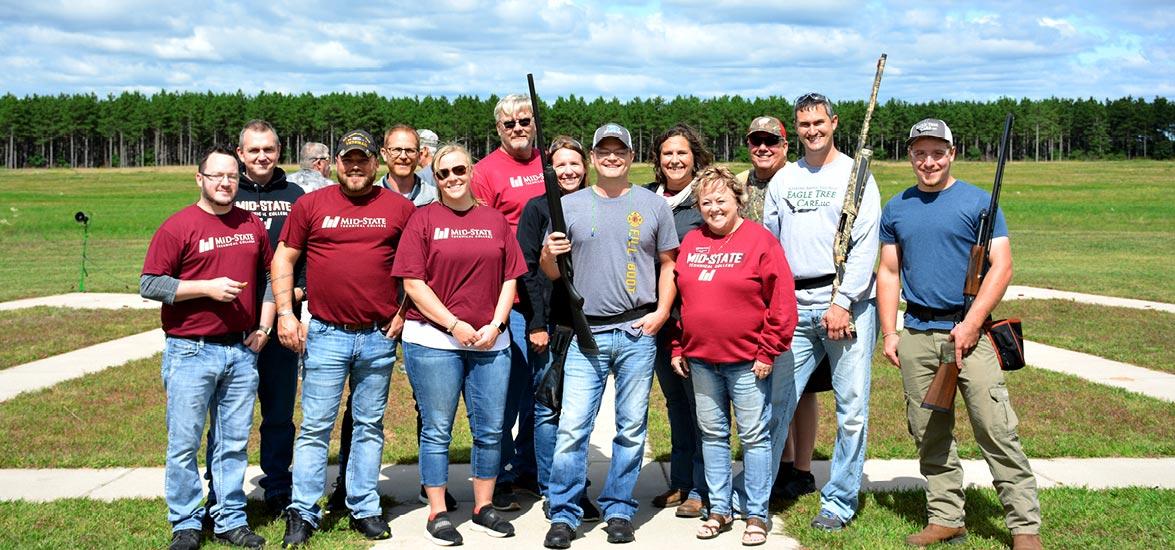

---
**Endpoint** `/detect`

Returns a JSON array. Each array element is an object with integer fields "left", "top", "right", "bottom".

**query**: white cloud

[{"left": 1039, "top": 17, "right": 1077, "bottom": 36}]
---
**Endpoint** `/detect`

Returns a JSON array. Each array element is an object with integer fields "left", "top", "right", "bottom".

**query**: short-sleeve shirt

[
  {"left": 472, "top": 147, "right": 544, "bottom": 230},
  {"left": 279, "top": 186, "right": 415, "bottom": 325},
  {"left": 393, "top": 202, "right": 528, "bottom": 330},
  {"left": 562, "top": 185, "right": 679, "bottom": 333},
  {"left": 879, "top": 179, "right": 1009, "bottom": 331},
  {"left": 142, "top": 205, "right": 272, "bottom": 336}
]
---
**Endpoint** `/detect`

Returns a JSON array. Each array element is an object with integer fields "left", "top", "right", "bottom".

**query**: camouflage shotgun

[
  {"left": 526, "top": 73, "right": 599, "bottom": 353},
  {"left": 921, "top": 113, "right": 1015, "bottom": 412},
  {"left": 829, "top": 53, "right": 887, "bottom": 334}
]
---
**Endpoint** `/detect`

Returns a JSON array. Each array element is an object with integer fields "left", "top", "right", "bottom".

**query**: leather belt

[
  {"left": 794, "top": 274, "right": 835, "bottom": 290},
  {"left": 167, "top": 332, "right": 245, "bottom": 345}
]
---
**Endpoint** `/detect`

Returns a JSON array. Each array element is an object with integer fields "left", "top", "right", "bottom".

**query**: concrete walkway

[
  {"left": 0, "top": 292, "right": 158, "bottom": 311},
  {"left": 0, "top": 329, "right": 164, "bottom": 403},
  {"left": 1004, "top": 285, "right": 1175, "bottom": 313}
]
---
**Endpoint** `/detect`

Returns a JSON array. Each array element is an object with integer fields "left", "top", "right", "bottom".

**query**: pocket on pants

[{"left": 989, "top": 385, "right": 1020, "bottom": 435}]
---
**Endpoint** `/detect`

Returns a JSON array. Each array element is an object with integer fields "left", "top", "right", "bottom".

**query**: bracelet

[
  {"left": 446, "top": 318, "right": 460, "bottom": 333},
  {"left": 883, "top": 331, "right": 899, "bottom": 338},
  {"left": 277, "top": 310, "right": 295, "bottom": 318},
  {"left": 257, "top": 325, "right": 272, "bottom": 336}
]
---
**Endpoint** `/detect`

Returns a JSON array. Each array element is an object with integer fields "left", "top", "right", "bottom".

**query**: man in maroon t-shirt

[
  {"left": 140, "top": 146, "right": 272, "bottom": 550},
  {"left": 272, "top": 130, "right": 415, "bottom": 546},
  {"left": 472, "top": 93, "right": 548, "bottom": 510}
]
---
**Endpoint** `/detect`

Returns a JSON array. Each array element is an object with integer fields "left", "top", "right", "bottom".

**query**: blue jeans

[
  {"left": 788, "top": 300, "right": 878, "bottom": 521},
  {"left": 690, "top": 360, "right": 772, "bottom": 522},
  {"left": 653, "top": 338, "right": 705, "bottom": 502},
  {"left": 288, "top": 319, "right": 396, "bottom": 526},
  {"left": 404, "top": 343, "right": 511, "bottom": 486},
  {"left": 499, "top": 309, "right": 540, "bottom": 482},
  {"left": 548, "top": 329, "right": 656, "bottom": 528},
  {"left": 162, "top": 337, "right": 258, "bottom": 534},
  {"left": 533, "top": 343, "right": 559, "bottom": 497}
]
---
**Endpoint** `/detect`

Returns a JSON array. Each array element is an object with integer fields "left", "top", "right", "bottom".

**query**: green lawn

[
  {"left": 994, "top": 299, "right": 1175, "bottom": 373},
  {"left": 1, "top": 161, "right": 1172, "bottom": 301},
  {"left": 0, "top": 487, "right": 1169, "bottom": 549},
  {"left": 0, "top": 306, "right": 159, "bottom": 369}
]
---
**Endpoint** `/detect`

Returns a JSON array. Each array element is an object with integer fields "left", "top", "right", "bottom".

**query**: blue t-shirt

[{"left": 879, "top": 180, "right": 1007, "bottom": 331}]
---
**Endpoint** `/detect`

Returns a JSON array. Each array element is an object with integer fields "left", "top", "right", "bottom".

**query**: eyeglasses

[
  {"left": 748, "top": 134, "right": 782, "bottom": 147},
  {"left": 593, "top": 147, "right": 630, "bottom": 158},
  {"left": 500, "top": 118, "right": 532, "bottom": 130},
  {"left": 795, "top": 92, "right": 828, "bottom": 105},
  {"left": 436, "top": 165, "right": 470, "bottom": 180},
  {"left": 311, "top": 157, "right": 330, "bottom": 162},
  {"left": 384, "top": 147, "right": 418, "bottom": 157},
  {"left": 200, "top": 172, "right": 239, "bottom": 183},
  {"left": 910, "top": 150, "right": 951, "bottom": 163}
]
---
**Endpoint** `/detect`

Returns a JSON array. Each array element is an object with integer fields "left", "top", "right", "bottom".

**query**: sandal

[
  {"left": 696, "top": 513, "right": 733, "bottom": 540},
  {"left": 742, "top": 517, "right": 768, "bottom": 547}
]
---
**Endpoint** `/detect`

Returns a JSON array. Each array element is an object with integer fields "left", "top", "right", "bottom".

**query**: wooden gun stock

[
  {"left": 921, "top": 341, "right": 959, "bottom": 412},
  {"left": 963, "top": 243, "right": 986, "bottom": 297}
]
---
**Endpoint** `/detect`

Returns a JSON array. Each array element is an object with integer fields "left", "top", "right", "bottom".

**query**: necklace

[
  {"left": 589, "top": 183, "right": 634, "bottom": 238},
  {"left": 710, "top": 218, "right": 744, "bottom": 253}
]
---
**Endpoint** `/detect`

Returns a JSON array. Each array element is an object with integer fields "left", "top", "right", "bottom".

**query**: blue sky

[{"left": 0, "top": 0, "right": 1170, "bottom": 102}]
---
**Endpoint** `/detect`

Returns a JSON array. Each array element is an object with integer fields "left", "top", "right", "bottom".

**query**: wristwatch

[
  {"left": 495, "top": 321, "right": 507, "bottom": 334},
  {"left": 258, "top": 325, "right": 272, "bottom": 336}
]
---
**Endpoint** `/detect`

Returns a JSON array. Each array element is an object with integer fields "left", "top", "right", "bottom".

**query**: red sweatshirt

[{"left": 671, "top": 220, "right": 797, "bottom": 364}]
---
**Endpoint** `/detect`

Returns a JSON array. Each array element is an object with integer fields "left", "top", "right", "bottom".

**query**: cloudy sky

[{"left": 0, "top": 0, "right": 1170, "bottom": 103}]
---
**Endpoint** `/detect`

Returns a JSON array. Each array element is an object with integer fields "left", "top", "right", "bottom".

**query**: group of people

[{"left": 143, "top": 92, "right": 1043, "bottom": 550}]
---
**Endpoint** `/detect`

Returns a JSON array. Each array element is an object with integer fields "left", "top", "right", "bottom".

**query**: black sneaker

[
  {"left": 214, "top": 525, "right": 266, "bottom": 548},
  {"left": 780, "top": 470, "right": 816, "bottom": 500},
  {"left": 419, "top": 485, "right": 459, "bottom": 511},
  {"left": 603, "top": 517, "right": 635, "bottom": 544},
  {"left": 169, "top": 529, "right": 201, "bottom": 550},
  {"left": 491, "top": 482, "right": 520, "bottom": 511},
  {"left": 282, "top": 512, "right": 314, "bottom": 548},
  {"left": 350, "top": 514, "right": 392, "bottom": 540},
  {"left": 266, "top": 494, "right": 292, "bottom": 517},
  {"left": 544, "top": 522, "right": 575, "bottom": 549},
  {"left": 579, "top": 494, "right": 602, "bottom": 523},
  {"left": 471, "top": 506, "right": 515, "bottom": 538},
  {"left": 426, "top": 512, "right": 463, "bottom": 546},
  {"left": 514, "top": 473, "right": 542, "bottom": 498}
]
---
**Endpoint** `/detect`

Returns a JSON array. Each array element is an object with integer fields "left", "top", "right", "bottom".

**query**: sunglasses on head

[
  {"left": 748, "top": 134, "right": 782, "bottom": 147},
  {"left": 436, "top": 165, "right": 469, "bottom": 180},
  {"left": 501, "top": 118, "right": 532, "bottom": 130}
]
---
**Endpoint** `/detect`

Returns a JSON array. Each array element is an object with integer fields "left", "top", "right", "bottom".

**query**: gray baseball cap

[
  {"left": 592, "top": 123, "right": 632, "bottom": 149},
  {"left": 906, "top": 118, "right": 953, "bottom": 146},
  {"left": 418, "top": 129, "right": 439, "bottom": 150}
]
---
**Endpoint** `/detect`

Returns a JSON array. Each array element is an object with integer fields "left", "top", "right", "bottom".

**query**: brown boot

[
  {"left": 652, "top": 488, "right": 687, "bottom": 508},
  {"left": 905, "top": 523, "right": 967, "bottom": 547},
  {"left": 1012, "top": 533, "right": 1043, "bottom": 550},
  {"left": 675, "top": 498, "right": 705, "bottom": 518}
]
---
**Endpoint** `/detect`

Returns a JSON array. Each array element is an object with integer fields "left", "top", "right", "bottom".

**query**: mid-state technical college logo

[
  {"left": 321, "top": 216, "right": 388, "bottom": 229},
  {"left": 508, "top": 173, "right": 544, "bottom": 188},
  {"left": 197, "top": 233, "right": 257, "bottom": 253},
  {"left": 433, "top": 227, "right": 494, "bottom": 240},
  {"left": 685, "top": 245, "right": 746, "bottom": 282}
]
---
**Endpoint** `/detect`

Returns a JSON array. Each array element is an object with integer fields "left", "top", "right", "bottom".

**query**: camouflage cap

[
  {"left": 746, "top": 116, "right": 787, "bottom": 139},
  {"left": 418, "top": 129, "right": 439, "bottom": 151},
  {"left": 337, "top": 129, "right": 377, "bottom": 157},
  {"left": 907, "top": 118, "right": 953, "bottom": 146}
]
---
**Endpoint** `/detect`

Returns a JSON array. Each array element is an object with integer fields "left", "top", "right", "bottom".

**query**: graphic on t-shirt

[
  {"left": 624, "top": 210, "right": 644, "bottom": 294},
  {"left": 509, "top": 173, "right": 543, "bottom": 188},
  {"left": 197, "top": 233, "right": 258, "bottom": 253},
  {"left": 684, "top": 245, "right": 746, "bottom": 281},
  {"left": 320, "top": 216, "right": 388, "bottom": 229},
  {"left": 433, "top": 227, "right": 494, "bottom": 240},
  {"left": 783, "top": 186, "right": 839, "bottom": 213}
]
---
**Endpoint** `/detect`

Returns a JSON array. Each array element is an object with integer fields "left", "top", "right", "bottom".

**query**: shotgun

[
  {"left": 830, "top": 53, "right": 886, "bottom": 332},
  {"left": 921, "top": 112, "right": 1015, "bottom": 412},
  {"left": 526, "top": 73, "right": 599, "bottom": 353}
]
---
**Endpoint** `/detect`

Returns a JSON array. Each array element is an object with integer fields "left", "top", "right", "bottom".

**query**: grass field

[
  {"left": 0, "top": 306, "right": 158, "bottom": 369},
  {"left": 0, "top": 487, "right": 1170, "bottom": 549},
  {"left": 1, "top": 160, "right": 1172, "bottom": 302}
]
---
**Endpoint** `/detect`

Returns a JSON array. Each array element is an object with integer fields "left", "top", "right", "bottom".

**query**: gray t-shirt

[{"left": 562, "top": 185, "right": 679, "bottom": 334}]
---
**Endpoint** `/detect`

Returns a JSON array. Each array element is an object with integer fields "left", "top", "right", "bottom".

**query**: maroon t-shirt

[
  {"left": 472, "top": 147, "right": 544, "bottom": 231},
  {"left": 142, "top": 204, "right": 272, "bottom": 337},
  {"left": 279, "top": 186, "right": 415, "bottom": 325},
  {"left": 393, "top": 202, "right": 528, "bottom": 329},
  {"left": 672, "top": 220, "right": 798, "bottom": 364}
]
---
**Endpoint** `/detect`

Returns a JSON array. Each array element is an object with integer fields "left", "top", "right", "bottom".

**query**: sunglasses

[
  {"left": 436, "top": 165, "right": 470, "bottom": 180},
  {"left": 748, "top": 134, "right": 782, "bottom": 147},
  {"left": 500, "top": 118, "right": 532, "bottom": 130}
]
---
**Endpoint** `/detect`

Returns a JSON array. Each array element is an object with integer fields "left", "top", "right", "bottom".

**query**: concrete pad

[
  {"left": 1025, "top": 340, "right": 1175, "bottom": 402},
  {"left": 0, "top": 329, "right": 165, "bottom": 403},
  {"left": 1030, "top": 458, "right": 1175, "bottom": 489},
  {"left": 1004, "top": 285, "right": 1175, "bottom": 313},
  {"left": 0, "top": 468, "right": 134, "bottom": 501},
  {"left": 0, "top": 293, "right": 159, "bottom": 311}
]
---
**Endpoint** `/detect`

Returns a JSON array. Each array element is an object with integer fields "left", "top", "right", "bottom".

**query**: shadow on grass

[{"left": 871, "top": 487, "right": 1014, "bottom": 547}]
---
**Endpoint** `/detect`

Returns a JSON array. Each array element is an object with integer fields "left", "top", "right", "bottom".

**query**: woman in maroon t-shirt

[
  {"left": 393, "top": 144, "right": 527, "bottom": 544},
  {"left": 669, "top": 166, "right": 796, "bottom": 546}
]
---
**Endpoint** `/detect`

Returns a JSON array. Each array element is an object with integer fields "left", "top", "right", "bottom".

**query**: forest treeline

[{"left": 1, "top": 91, "right": 1172, "bottom": 169}]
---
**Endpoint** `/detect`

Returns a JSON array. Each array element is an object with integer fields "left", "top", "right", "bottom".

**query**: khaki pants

[{"left": 898, "top": 329, "right": 1041, "bottom": 534}]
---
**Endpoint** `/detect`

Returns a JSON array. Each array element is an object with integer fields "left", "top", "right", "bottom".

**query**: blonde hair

[
  {"left": 431, "top": 144, "right": 478, "bottom": 206},
  {"left": 692, "top": 165, "right": 748, "bottom": 207},
  {"left": 494, "top": 94, "right": 533, "bottom": 121}
]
